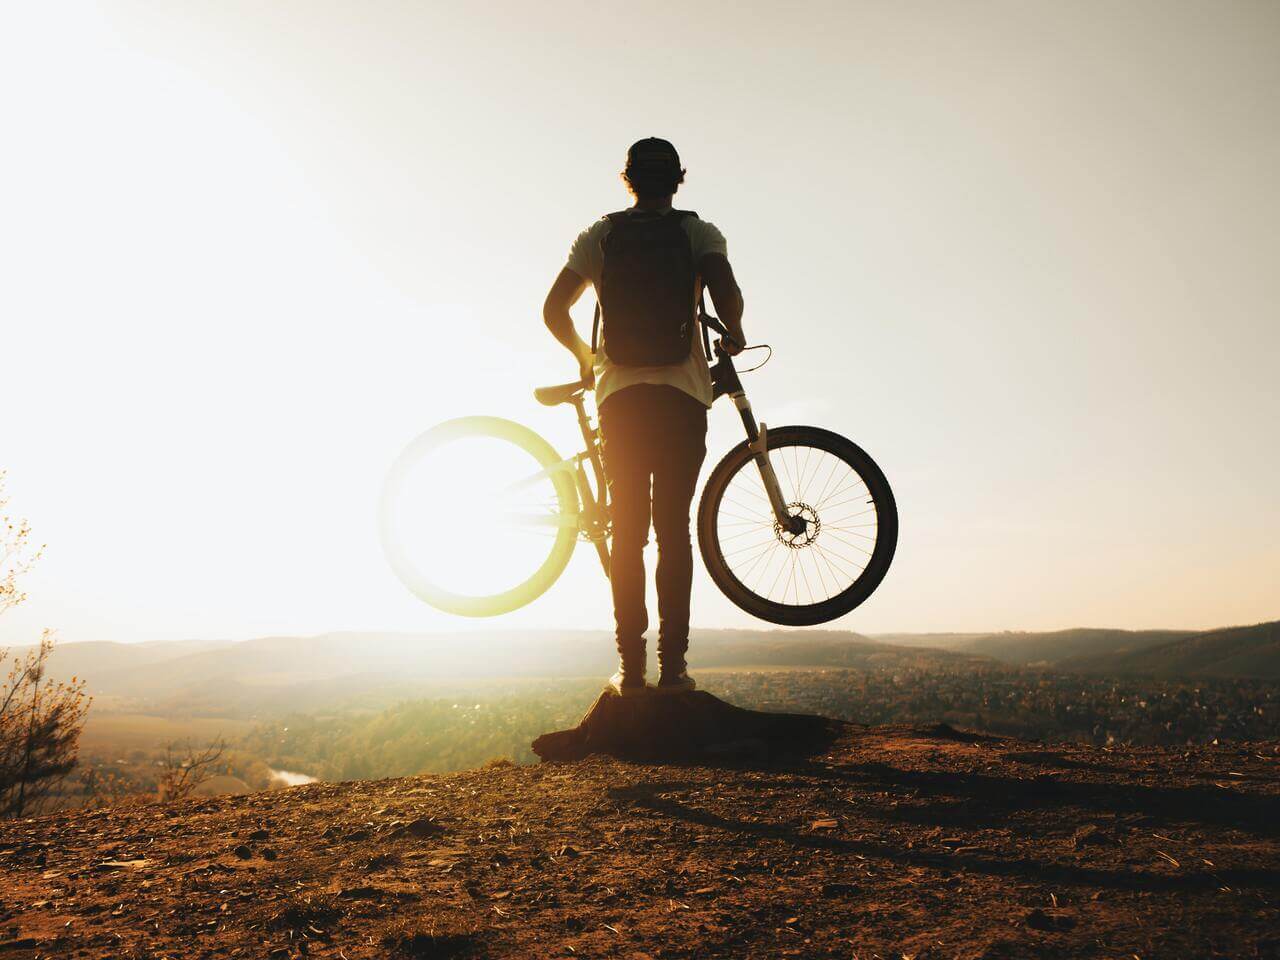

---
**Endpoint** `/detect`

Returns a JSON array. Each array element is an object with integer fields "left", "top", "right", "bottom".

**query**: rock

[
  {"left": 820, "top": 882, "right": 857, "bottom": 898},
  {"left": 919, "top": 723, "right": 994, "bottom": 743},
  {"left": 392, "top": 817, "right": 445, "bottom": 840},
  {"left": 247, "top": 829, "right": 270, "bottom": 842},
  {"left": 531, "top": 689, "right": 843, "bottom": 763},
  {"left": 338, "top": 886, "right": 383, "bottom": 900},
  {"left": 1024, "top": 908, "right": 1076, "bottom": 931},
  {"left": 1072, "top": 825, "right": 1118, "bottom": 849},
  {"left": 232, "top": 845, "right": 252, "bottom": 860}
]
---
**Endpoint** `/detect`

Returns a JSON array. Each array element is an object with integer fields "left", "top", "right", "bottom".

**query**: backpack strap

[{"left": 593, "top": 213, "right": 628, "bottom": 352}]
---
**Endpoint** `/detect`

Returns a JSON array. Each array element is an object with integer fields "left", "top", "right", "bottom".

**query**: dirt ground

[{"left": 2, "top": 723, "right": 1277, "bottom": 959}]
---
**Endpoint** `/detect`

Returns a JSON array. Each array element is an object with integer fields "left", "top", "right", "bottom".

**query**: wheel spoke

[
  {"left": 722, "top": 533, "right": 786, "bottom": 559},
  {"left": 816, "top": 482, "right": 868, "bottom": 511},
  {"left": 812, "top": 542, "right": 865, "bottom": 581},
  {"left": 812, "top": 542, "right": 854, "bottom": 589},
  {"left": 796, "top": 444, "right": 815, "bottom": 501},
  {"left": 824, "top": 507, "right": 878, "bottom": 525},
  {"left": 795, "top": 548, "right": 814, "bottom": 604},
  {"left": 823, "top": 526, "right": 877, "bottom": 541},
  {"left": 807, "top": 547, "right": 833, "bottom": 600},
  {"left": 718, "top": 524, "right": 777, "bottom": 543},
  {"left": 821, "top": 529, "right": 874, "bottom": 556},
  {"left": 738, "top": 538, "right": 779, "bottom": 584},
  {"left": 811, "top": 456, "right": 844, "bottom": 512}
]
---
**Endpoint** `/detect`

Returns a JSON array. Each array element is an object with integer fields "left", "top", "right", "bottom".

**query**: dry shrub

[{"left": 0, "top": 474, "right": 90, "bottom": 817}]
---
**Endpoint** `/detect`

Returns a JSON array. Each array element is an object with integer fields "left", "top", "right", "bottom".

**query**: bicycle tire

[
  {"left": 697, "top": 425, "right": 897, "bottom": 626},
  {"left": 379, "top": 416, "right": 579, "bottom": 617}
]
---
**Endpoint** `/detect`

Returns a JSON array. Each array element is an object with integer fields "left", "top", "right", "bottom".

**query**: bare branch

[{"left": 157, "top": 737, "right": 228, "bottom": 803}]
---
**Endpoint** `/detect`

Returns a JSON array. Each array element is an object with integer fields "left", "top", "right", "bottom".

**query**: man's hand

[
  {"left": 718, "top": 333, "right": 745, "bottom": 357},
  {"left": 577, "top": 345, "right": 596, "bottom": 387}
]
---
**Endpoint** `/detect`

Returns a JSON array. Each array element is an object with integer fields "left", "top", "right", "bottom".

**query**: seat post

[{"left": 572, "top": 395, "right": 594, "bottom": 445}]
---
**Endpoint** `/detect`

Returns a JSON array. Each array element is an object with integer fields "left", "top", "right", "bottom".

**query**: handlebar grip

[{"left": 715, "top": 334, "right": 744, "bottom": 356}]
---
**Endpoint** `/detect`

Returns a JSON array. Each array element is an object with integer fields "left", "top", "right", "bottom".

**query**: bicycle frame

[
  {"left": 553, "top": 327, "right": 805, "bottom": 581},
  {"left": 564, "top": 395, "right": 613, "bottom": 575}
]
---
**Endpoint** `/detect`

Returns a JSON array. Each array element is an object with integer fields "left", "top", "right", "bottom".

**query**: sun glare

[{"left": 379, "top": 423, "right": 578, "bottom": 616}]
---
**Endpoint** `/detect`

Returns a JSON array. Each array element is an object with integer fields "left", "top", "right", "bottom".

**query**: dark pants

[{"left": 598, "top": 384, "right": 708, "bottom": 672}]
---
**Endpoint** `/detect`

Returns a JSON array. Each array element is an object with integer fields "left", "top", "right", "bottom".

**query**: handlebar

[{"left": 700, "top": 309, "right": 744, "bottom": 357}]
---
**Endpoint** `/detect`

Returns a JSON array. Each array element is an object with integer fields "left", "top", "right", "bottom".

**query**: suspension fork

[{"left": 730, "top": 390, "right": 806, "bottom": 535}]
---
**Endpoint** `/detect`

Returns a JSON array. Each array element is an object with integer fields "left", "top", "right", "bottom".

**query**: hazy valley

[{"left": 7, "top": 621, "right": 1275, "bottom": 810}]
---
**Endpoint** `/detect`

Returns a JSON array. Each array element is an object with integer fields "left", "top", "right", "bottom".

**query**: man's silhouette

[{"left": 543, "top": 138, "right": 746, "bottom": 695}]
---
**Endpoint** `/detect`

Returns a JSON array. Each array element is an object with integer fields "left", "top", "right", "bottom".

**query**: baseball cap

[{"left": 625, "top": 137, "right": 682, "bottom": 174}]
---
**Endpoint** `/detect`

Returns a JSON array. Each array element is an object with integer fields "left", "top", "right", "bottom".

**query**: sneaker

[
  {"left": 608, "top": 670, "right": 649, "bottom": 697},
  {"left": 655, "top": 670, "right": 696, "bottom": 695}
]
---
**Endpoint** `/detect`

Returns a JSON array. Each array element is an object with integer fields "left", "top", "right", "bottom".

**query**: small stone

[
  {"left": 1072, "top": 825, "right": 1117, "bottom": 849},
  {"left": 820, "top": 882, "right": 857, "bottom": 898},
  {"left": 1025, "top": 908, "right": 1053, "bottom": 930},
  {"left": 396, "top": 818, "right": 445, "bottom": 840},
  {"left": 1024, "top": 908, "right": 1075, "bottom": 931}
]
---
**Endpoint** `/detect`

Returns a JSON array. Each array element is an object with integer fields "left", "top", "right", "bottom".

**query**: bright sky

[{"left": 2, "top": 1, "right": 1277, "bottom": 645}]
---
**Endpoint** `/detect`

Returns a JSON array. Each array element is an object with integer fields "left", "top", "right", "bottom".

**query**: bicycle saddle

[{"left": 533, "top": 380, "right": 587, "bottom": 407}]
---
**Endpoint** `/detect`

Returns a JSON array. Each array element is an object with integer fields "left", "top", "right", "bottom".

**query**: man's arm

[
  {"left": 543, "top": 267, "right": 594, "bottom": 384},
  {"left": 698, "top": 252, "right": 746, "bottom": 355}
]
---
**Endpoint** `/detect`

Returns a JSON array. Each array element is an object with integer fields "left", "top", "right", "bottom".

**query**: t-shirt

[{"left": 565, "top": 209, "right": 728, "bottom": 409}]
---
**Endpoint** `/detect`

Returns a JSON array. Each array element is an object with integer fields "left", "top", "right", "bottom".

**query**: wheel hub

[{"left": 774, "top": 502, "right": 820, "bottom": 549}]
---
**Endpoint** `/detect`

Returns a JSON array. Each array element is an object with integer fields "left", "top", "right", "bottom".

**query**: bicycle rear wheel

[
  {"left": 379, "top": 417, "right": 579, "bottom": 617},
  {"left": 697, "top": 425, "right": 897, "bottom": 626}
]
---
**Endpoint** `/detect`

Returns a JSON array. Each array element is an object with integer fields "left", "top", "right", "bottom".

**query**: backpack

[{"left": 592, "top": 209, "right": 699, "bottom": 366}]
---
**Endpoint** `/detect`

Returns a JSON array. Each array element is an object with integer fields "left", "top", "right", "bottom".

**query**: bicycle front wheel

[
  {"left": 379, "top": 417, "right": 580, "bottom": 617},
  {"left": 698, "top": 425, "right": 897, "bottom": 626}
]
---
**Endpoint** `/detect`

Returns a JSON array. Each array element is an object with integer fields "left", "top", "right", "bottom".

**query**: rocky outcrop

[{"left": 531, "top": 688, "right": 844, "bottom": 763}]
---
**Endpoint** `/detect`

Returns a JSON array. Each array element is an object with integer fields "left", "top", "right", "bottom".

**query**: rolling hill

[
  {"left": 947, "top": 627, "right": 1196, "bottom": 665},
  {"left": 1061, "top": 620, "right": 1280, "bottom": 679}
]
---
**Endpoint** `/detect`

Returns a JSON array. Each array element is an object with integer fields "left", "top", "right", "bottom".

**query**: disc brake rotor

[{"left": 773, "top": 501, "right": 820, "bottom": 549}]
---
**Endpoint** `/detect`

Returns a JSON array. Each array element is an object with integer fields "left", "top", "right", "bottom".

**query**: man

[{"left": 542, "top": 138, "right": 746, "bottom": 696}]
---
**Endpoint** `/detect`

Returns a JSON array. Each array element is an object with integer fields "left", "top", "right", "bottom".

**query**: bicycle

[{"left": 378, "top": 314, "right": 898, "bottom": 626}]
